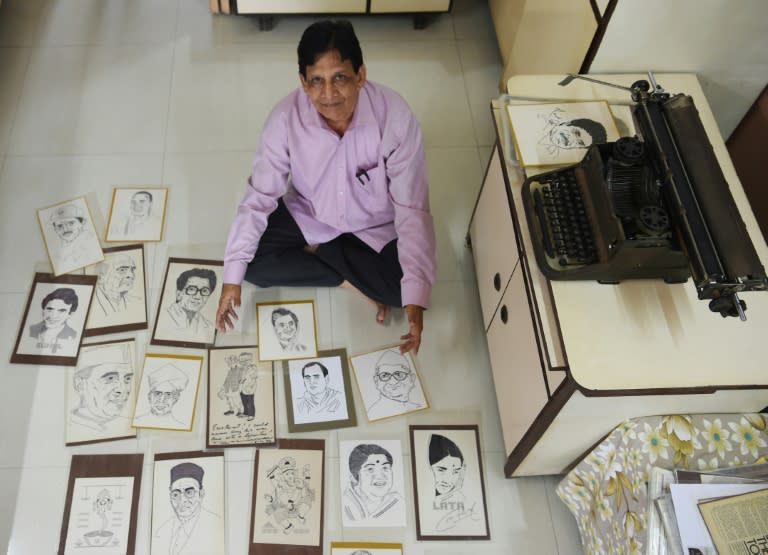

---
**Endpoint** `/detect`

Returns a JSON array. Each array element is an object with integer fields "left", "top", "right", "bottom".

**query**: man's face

[
  {"left": 170, "top": 477, "right": 203, "bottom": 519},
  {"left": 300, "top": 50, "right": 366, "bottom": 132},
  {"left": 373, "top": 363, "right": 415, "bottom": 402},
  {"left": 53, "top": 218, "right": 84, "bottom": 242},
  {"left": 550, "top": 123, "right": 592, "bottom": 149},
  {"left": 43, "top": 299, "right": 73, "bottom": 329},
  {"left": 176, "top": 276, "right": 212, "bottom": 313},
  {"left": 273, "top": 314, "right": 297, "bottom": 345},
  {"left": 238, "top": 353, "right": 253, "bottom": 366},
  {"left": 130, "top": 193, "right": 152, "bottom": 217},
  {"left": 431, "top": 455, "right": 464, "bottom": 496},
  {"left": 77, "top": 363, "right": 133, "bottom": 418},
  {"left": 100, "top": 257, "right": 136, "bottom": 295},
  {"left": 357, "top": 453, "right": 393, "bottom": 500},
  {"left": 302, "top": 365, "right": 328, "bottom": 396},
  {"left": 148, "top": 384, "right": 180, "bottom": 416}
]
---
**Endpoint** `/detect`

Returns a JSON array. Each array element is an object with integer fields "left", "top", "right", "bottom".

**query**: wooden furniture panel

[
  {"left": 235, "top": 0, "right": 366, "bottom": 13},
  {"left": 370, "top": 0, "right": 450, "bottom": 12}
]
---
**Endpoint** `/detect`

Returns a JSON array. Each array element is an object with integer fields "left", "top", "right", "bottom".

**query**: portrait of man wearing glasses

[
  {"left": 165, "top": 268, "right": 217, "bottom": 337},
  {"left": 367, "top": 350, "right": 423, "bottom": 420},
  {"left": 153, "top": 461, "right": 222, "bottom": 554}
]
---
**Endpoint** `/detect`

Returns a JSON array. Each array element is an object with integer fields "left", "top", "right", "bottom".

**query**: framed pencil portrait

[
  {"left": 256, "top": 300, "right": 318, "bottom": 361},
  {"left": 330, "top": 543, "right": 403, "bottom": 555},
  {"left": 83, "top": 244, "right": 148, "bottom": 337},
  {"left": 37, "top": 196, "right": 104, "bottom": 276},
  {"left": 284, "top": 348, "right": 357, "bottom": 433},
  {"left": 58, "top": 453, "right": 143, "bottom": 555},
  {"left": 105, "top": 187, "right": 168, "bottom": 243},
  {"left": 151, "top": 258, "right": 223, "bottom": 349},
  {"left": 65, "top": 338, "right": 138, "bottom": 446},
  {"left": 131, "top": 353, "right": 203, "bottom": 432},
  {"left": 207, "top": 346, "right": 276, "bottom": 449},
  {"left": 349, "top": 345, "right": 429, "bottom": 423},
  {"left": 11, "top": 273, "right": 97, "bottom": 366},
  {"left": 151, "top": 451, "right": 226, "bottom": 555},
  {"left": 250, "top": 438, "right": 325, "bottom": 555},
  {"left": 409, "top": 425, "right": 490, "bottom": 541}
]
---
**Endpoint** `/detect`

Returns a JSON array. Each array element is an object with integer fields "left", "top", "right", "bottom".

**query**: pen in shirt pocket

[{"left": 355, "top": 165, "right": 376, "bottom": 186}]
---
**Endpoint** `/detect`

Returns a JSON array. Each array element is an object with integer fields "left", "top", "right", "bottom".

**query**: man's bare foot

[
  {"left": 376, "top": 302, "right": 391, "bottom": 324},
  {"left": 303, "top": 244, "right": 319, "bottom": 254}
]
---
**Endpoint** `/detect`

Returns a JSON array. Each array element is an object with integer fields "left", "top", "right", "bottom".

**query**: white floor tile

[
  {"left": 545, "top": 474, "right": 585, "bottom": 555},
  {"left": 451, "top": 0, "right": 499, "bottom": 41},
  {"left": 37, "top": 0, "right": 179, "bottom": 47},
  {"left": 457, "top": 37, "right": 504, "bottom": 146},
  {"left": 9, "top": 44, "right": 174, "bottom": 155},
  {"left": 0, "top": 47, "right": 31, "bottom": 155}
]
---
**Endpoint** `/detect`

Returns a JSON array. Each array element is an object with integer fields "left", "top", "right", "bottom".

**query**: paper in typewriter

[{"left": 506, "top": 100, "right": 620, "bottom": 167}]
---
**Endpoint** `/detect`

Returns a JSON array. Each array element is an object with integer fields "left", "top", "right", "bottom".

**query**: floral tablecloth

[{"left": 556, "top": 413, "right": 768, "bottom": 555}]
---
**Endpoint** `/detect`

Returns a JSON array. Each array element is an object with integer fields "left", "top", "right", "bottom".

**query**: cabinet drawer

[
  {"left": 236, "top": 0, "right": 366, "bottom": 13},
  {"left": 470, "top": 145, "right": 520, "bottom": 329},
  {"left": 370, "top": 0, "right": 450, "bottom": 12},
  {"left": 486, "top": 266, "right": 548, "bottom": 456}
]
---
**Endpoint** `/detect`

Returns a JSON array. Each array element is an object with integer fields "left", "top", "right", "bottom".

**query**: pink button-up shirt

[{"left": 223, "top": 81, "right": 437, "bottom": 308}]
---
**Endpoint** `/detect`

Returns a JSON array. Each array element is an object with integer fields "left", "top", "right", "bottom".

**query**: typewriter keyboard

[{"left": 531, "top": 173, "right": 597, "bottom": 266}]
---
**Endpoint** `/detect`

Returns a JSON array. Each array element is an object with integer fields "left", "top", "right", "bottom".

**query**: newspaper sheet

[{"left": 698, "top": 488, "right": 768, "bottom": 555}]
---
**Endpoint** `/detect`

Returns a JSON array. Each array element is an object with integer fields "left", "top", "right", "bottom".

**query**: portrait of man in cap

[
  {"left": 366, "top": 350, "right": 424, "bottom": 420},
  {"left": 40, "top": 199, "right": 103, "bottom": 275},
  {"left": 153, "top": 460, "right": 223, "bottom": 555},
  {"left": 69, "top": 342, "right": 134, "bottom": 436},
  {"left": 134, "top": 362, "right": 193, "bottom": 429}
]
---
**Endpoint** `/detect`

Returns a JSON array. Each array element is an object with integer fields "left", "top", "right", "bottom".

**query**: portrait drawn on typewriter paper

[
  {"left": 105, "top": 187, "right": 168, "bottom": 243},
  {"left": 250, "top": 439, "right": 325, "bottom": 553},
  {"left": 132, "top": 353, "right": 203, "bottom": 432},
  {"left": 409, "top": 425, "right": 490, "bottom": 541},
  {"left": 256, "top": 300, "right": 318, "bottom": 362},
  {"left": 58, "top": 453, "right": 143, "bottom": 555},
  {"left": 506, "top": 101, "right": 620, "bottom": 167},
  {"left": 340, "top": 439, "right": 406, "bottom": 528},
  {"left": 151, "top": 258, "right": 223, "bottom": 349},
  {"left": 65, "top": 338, "right": 138, "bottom": 446},
  {"left": 206, "top": 346, "right": 276, "bottom": 449},
  {"left": 11, "top": 273, "right": 96, "bottom": 366},
  {"left": 330, "top": 542, "right": 403, "bottom": 555},
  {"left": 151, "top": 451, "right": 225, "bottom": 555},
  {"left": 349, "top": 346, "right": 429, "bottom": 422},
  {"left": 284, "top": 348, "right": 356, "bottom": 433},
  {"left": 37, "top": 196, "right": 104, "bottom": 276},
  {"left": 83, "top": 244, "right": 148, "bottom": 337}
]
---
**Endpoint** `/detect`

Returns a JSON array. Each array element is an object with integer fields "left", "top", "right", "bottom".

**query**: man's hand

[
  {"left": 400, "top": 304, "right": 424, "bottom": 355},
  {"left": 216, "top": 283, "right": 241, "bottom": 333}
]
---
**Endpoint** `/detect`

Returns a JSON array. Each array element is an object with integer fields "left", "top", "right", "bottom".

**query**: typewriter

[{"left": 522, "top": 73, "right": 768, "bottom": 319}]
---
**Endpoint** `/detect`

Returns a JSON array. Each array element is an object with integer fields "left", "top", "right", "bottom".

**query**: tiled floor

[{"left": 0, "top": 1, "right": 583, "bottom": 553}]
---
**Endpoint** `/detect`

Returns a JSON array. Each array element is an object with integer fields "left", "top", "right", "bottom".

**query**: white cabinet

[
  {"left": 235, "top": 0, "right": 366, "bottom": 13},
  {"left": 370, "top": 0, "right": 450, "bottom": 12}
]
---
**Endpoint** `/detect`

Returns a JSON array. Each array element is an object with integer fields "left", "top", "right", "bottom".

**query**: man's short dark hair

[
  {"left": 428, "top": 434, "right": 464, "bottom": 465},
  {"left": 271, "top": 307, "right": 298, "bottom": 327},
  {"left": 176, "top": 268, "right": 217, "bottom": 292},
  {"left": 348, "top": 444, "right": 393, "bottom": 482},
  {"left": 297, "top": 20, "right": 363, "bottom": 78},
  {"left": 566, "top": 118, "right": 608, "bottom": 144},
  {"left": 301, "top": 361, "right": 328, "bottom": 379},
  {"left": 132, "top": 190, "right": 153, "bottom": 202},
  {"left": 41, "top": 287, "right": 78, "bottom": 313}
]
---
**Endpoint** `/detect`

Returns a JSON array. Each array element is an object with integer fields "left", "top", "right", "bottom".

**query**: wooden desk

[{"left": 468, "top": 73, "right": 768, "bottom": 477}]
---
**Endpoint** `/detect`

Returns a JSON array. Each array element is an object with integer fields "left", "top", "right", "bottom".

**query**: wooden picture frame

[
  {"left": 284, "top": 348, "right": 357, "bottom": 433},
  {"left": 256, "top": 300, "right": 318, "bottom": 361},
  {"left": 151, "top": 257, "right": 223, "bottom": 349},
  {"left": 65, "top": 338, "right": 138, "bottom": 446},
  {"left": 206, "top": 345, "right": 276, "bottom": 449},
  {"left": 249, "top": 438, "right": 325, "bottom": 554},
  {"left": 409, "top": 425, "right": 490, "bottom": 541},
  {"left": 330, "top": 543, "right": 404, "bottom": 555},
  {"left": 105, "top": 187, "right": 168, "bottom": 243},
  {"left": 151, "top": 450, "right": 226, "bottom": 555},
  {"left": 37, "top": 196, "right": 104, "bottom": 276},
  {"left": 349, "top": 345, "right": 429, "bottom": 423},
  {"left": 83, "top": 244, "right": 148, "bottom": 337},
  {"left": 11, "top": 272, "right": 97, "bottom": 366},
  {"left": 58, "top": 453, "right": 143, "bottom": 555},
  {"left": 132, "top": 353, "right": 203, "bottom": 432},
  {"left": 505, "top": 100, "right": 621, "bottom": 167}
]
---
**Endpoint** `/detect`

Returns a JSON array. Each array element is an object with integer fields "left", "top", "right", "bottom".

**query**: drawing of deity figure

[{"left": 263, "top": 457, "right": 315, "bottom": 534}]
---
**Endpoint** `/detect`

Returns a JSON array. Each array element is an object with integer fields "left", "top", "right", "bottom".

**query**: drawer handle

[
  {"left": 493, "top": 272, "right": 501, "bottom": 291},
  {"left": 500, "top": 305, "right": 508, "bottom": 324}
]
